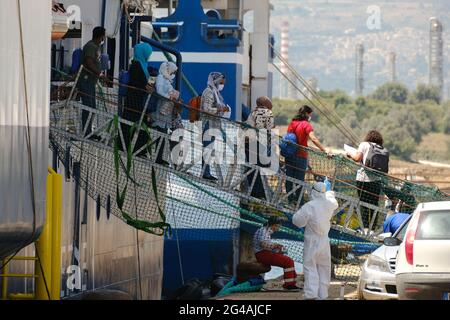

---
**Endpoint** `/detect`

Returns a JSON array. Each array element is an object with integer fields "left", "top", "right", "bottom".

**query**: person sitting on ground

[
  {"left": 253, "top": 216, "right": 300, "bottom": 291},
  {"left": 285, "top": 105, "right": 329, "bottom": 204}
]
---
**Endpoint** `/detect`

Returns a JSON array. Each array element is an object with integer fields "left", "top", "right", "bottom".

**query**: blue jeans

[{"left": 285, "top": 156, "right": 308, "bottom": 203}]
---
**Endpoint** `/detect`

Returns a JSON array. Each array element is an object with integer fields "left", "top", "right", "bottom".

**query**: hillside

[{"left": 269, "top": 0, "right": 450, "bottom": 95}]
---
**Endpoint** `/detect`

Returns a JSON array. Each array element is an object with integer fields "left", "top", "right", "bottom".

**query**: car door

[{"left": 413, "top": 210, "right": 450, "bottom": 273}]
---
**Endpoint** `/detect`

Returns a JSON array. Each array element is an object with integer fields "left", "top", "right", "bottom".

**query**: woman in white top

[{"left": 347, "top": 130, "right": 385, "bottom": 229}]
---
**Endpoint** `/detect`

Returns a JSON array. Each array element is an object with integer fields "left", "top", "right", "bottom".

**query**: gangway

[{"left": 49, "top": 68, "right": 449, "bottom": 243}]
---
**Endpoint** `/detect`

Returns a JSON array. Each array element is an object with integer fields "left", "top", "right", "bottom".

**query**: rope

[
  {"left": 270, "top": 43, "right": 362, "bottom": 139},
  {"left": 52, "top": 66, "right": 442, "bottom": 214},
  {"left": 8, "top": 0, "right": 52, "bottom": 300},
  {"left": 167, "top": 173, "right": 185, "bottom": 285},
  {"left": 34, "top": 242, "right": 51, "bottom": 300},
  {"left": 132, "top": 164, "right": 143, "bottom": 299},
  {"left": 271, "top": 62, "right": 360, "bottom": 146}
]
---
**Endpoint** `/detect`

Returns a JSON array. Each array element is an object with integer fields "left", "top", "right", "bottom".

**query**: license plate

[{"left": 443, "top": 292, "right": 450, "bottom": 300}]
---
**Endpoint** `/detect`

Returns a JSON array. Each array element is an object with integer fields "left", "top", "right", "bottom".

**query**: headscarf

[
  {"left": 133, "top": 42, "right": 153, "bottom": 80},
  {"left": 207, "top": 71, "right": 226, "bottom": 106},
  {"left": 310, "top": 182, "right": 326, "bottom": 200},
  {"left": 159, "top": 61, "right": 178, "bottom": 81}
]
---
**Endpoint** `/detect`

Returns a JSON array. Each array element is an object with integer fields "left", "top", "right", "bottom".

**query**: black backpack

[
  {"left": 365, "top": 143, "right": 389, "bottom": 173},
  {"left": 168, "top": 278, "right": 203, "bottom": 300}
]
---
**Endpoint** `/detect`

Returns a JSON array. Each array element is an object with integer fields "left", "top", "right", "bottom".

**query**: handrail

[{"left": 140, "top": 35, "right": 183, "bottom": 91}]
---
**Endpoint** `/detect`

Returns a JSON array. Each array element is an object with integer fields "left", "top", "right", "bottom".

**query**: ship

[{"left": 0, "top": 0, "right": 274, "bottom": 300}]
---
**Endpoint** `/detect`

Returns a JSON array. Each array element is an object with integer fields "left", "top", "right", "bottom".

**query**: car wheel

[{"left": 356, "top": 278, "right": 365, "bottom": 300}]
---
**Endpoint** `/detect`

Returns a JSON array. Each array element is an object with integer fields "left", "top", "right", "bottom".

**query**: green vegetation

[{"left": 273, "top": 83, "right": 450, "bottom": 162}]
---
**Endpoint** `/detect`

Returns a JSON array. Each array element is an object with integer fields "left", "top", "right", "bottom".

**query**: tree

[
  {"left": 334, "top": 92, "right": 352, "bottom": 108},
  {"left": 372, "top": 82, "right": 409, "bottom": 104},
  {"left": 383, "top": 127, "right": 417, "bottom": 160},
  {"left": 413, "top": 84, "right": 441, "bottom": 104},
  {"left": 355, "top": 97, "right": 366, "bottom": 108}
]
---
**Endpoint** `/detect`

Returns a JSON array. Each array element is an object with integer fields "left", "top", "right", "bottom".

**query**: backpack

[
  {"left": 365, "top": 143, "right": 389, "bottom": 173},
  {"left": 70, "top": 48, "right": 83, "bottom": 75},
  {"left": 280, "top": 122, "right": 300, "bottom": 158},
  {"left": 188, "top": 96, "right": 202, "bottom": 123},
  {"left": 118, "top": 71, "right": 129, "bottom": 97},
  {"left": 168, "top": 278, "right": 203, "bottom": 300}
]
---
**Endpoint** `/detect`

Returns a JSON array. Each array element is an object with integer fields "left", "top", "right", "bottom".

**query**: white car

[
  {"left": 393, "top": 201, "right": 450, "bottom": 300},
  {"left": 357, "top": 217, "right": 410, "bottom": 300}
]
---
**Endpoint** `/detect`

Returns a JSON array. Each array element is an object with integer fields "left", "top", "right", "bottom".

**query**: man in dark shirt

[{"left": 78, "top": 26, "right": 105, "bottom": 136}]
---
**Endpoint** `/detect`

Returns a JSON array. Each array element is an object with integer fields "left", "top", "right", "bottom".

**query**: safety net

[{"left": 49, "top": 67, "right": 449, "bottom": 282}]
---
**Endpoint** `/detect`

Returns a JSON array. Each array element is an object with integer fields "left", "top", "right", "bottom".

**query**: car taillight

[{"left": 405, "top": 212, "right": 421, "bottom": 265}]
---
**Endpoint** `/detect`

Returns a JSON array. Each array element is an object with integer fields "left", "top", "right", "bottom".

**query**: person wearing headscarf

[
  {"left": 122, "top": 42, "right": 155, "bottom": 156},
  {"left": 151, "top": 61, "right": 181, "bottom": 165},
  {"left": 245, "top": 96, "right": 276, "bottom": 200},
  {"left": 292, "top": 179, "right": 339, "bottom": 300},
  {"left": 200, "top": 72, "right": 230, "bottom": 181}
]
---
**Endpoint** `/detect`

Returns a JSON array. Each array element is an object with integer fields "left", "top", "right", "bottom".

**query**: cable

[
  {"left": 271, "top": 43, "right": 362, "bottom": 139},
  {"left": 271, "top": 61, "right": 359, "bottom": 145},
  {"left": 3, "top": 0, "right": 40, "bottom": 270},
  {"left": 132, "top": 164, "right": 144, "bottom": 299},
  {"left": 167, "top": 172, "right": 185, "bottom": 285},
  {"left": 34, "top": 242, "right": 52, "bottom": 300},
  {"left": 271, "top": 62, "right": 359, "bottom": 145}
]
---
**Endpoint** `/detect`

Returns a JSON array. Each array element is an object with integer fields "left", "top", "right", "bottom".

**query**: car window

[
  {"left": 394, "top": 216, "right": 411, "bottom": 240},
  {"left": 416, "top": 210, "right": 450, "bottom": 240}
]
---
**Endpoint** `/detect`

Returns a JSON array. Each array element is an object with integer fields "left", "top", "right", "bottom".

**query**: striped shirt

[{"left": 253, "top": 227, "right": 274, "bottom": 253}]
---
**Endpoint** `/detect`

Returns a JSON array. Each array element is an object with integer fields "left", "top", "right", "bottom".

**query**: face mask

[
  {"left": 308, "top": 116, "right": 312, "bottom": 122},
  {"left": 100, "top": 38, "right": 105, "bottom": 46},
  {"left": 169, "top": 74, "right": 176, "bottom": 80},
  {"left": 218, "top": 84, "right": 225, "bottom": 91}
]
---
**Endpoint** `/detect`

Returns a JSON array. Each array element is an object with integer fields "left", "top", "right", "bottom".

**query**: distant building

[
  {"left": 388, "top": 51, "right": 396, "bottom": 82},
  {"left": 429, "top": 17, "right": 444, "bottom": 99},
  {"left": 278, "top": 20, "right": 298, "bottom": 100},
  {"left": 355, "top": 43, "right": 364, "bottom": 96}
]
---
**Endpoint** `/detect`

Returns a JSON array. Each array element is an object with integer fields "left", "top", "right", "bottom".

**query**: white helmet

[{"left": 311, "top": 182, "right": 326, "bottom": 200}]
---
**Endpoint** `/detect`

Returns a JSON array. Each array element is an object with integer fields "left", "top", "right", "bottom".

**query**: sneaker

[
  {"left": 88, "top": 134, "right": 102, "bottom": 142},
  {"left": 155, "top": 159, "right": 170, "bottom": 166},
  {"left": 283, "top": 284, "right": 302, "bottom": 291},
  {"left": 202, "top": 174, "right": 218, "bottom": 182}
]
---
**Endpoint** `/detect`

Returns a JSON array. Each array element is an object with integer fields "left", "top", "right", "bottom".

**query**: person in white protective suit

[{"left": 292, "top": 179, "right": 338, "bottom": 300}]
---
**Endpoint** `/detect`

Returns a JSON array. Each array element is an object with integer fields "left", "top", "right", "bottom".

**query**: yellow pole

[
  {"left": 1, "top": 259, "right": 8, "bottom": 300},
  {"left": 50, "top": 172, "right": 62, "bottom": 300},
  {"left": 35, "top": 173, "right": 53, "bottom": 300}
]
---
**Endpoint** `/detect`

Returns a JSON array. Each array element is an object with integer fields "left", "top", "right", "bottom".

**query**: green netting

[{"left": 49, "top": 67, "right": 449, "bottom": 283}]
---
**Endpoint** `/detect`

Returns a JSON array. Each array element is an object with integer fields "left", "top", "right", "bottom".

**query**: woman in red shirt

[{"left": 285, "top": 105, "right": 328, "bottom": 204}]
